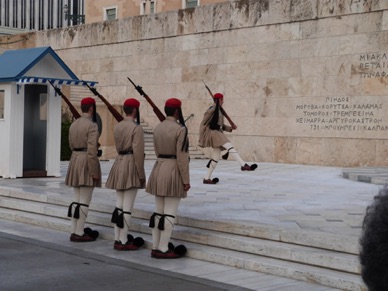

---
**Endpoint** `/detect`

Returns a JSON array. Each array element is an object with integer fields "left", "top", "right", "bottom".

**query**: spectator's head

[{"left": 360, "top": 186, "right": 388, "bottom": 291}]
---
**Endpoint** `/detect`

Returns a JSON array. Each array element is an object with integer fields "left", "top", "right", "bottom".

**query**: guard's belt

[
  {"left": 158, "top": 154, "right": 177, "bottom": 159},
  {"left": 73, "top": 148, "right": 87, "bottom": 152},
  {"left": 119, "top": 150, "right": 133, "bottom": 155}
]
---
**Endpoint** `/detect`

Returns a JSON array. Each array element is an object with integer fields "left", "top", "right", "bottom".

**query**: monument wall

[{"left": 1, "top": 0, "right": 388, "bottom": 166}]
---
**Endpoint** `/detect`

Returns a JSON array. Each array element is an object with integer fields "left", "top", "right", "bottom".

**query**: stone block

[
  {"left": 230, "top": 0, "right": 269, "bottom": 28},
  {"left": 318, "top": 0, "right": 335, "bottom": 17},
  {"left": 193, "top": 5, "right": 214, "bottom": 33},
  {"left": 383, "top": 10, "right": 388, "bottom": 30},
  {"left": 268, "top": 0, "right": 291, "bottom": 24},
  {"left": 290, "top": 0, "right": 318, "bottom": 21},
  {"left": 177, "top": 8, "right": 196, "bottom": 35}
]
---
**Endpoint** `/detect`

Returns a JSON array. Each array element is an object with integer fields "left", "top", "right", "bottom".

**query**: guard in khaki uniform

[
  {"left": 146, "top": 98, "right": 190, "bottom": 259},
  {"left": 65, "top": 97, "right": 101, "bottom": 242},
  {"left": 106, "top": 98, "right": 146, "bottom": 251},
  {"left": 198, "top": 93, "right": 257, "bottom": 185}
]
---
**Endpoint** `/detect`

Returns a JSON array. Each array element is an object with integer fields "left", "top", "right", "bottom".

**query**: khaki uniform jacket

[
  {"left": 65, "top": 113, "right": 102, "bottom": 187},
  {"left": 105, "top": 117, "right": 146, "bottom": 190},
  {"left": 198, "top": 105, "right": 232, "bottom": 149},
  {"left": 146, "top": 116, "right": 190, "bottom": 198}
]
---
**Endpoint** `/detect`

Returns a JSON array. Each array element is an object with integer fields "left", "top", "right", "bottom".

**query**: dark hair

[
  {"left": 81, "top": 103, "right": 97, "bottom": 123},
  {"left": 164, "top": 106, "right": 189, "bottom": 152},
  {"left": 209, "top": 98, "right": 220, "bottom": 130},
  {"left": 360, "top": 186, "right": 388, "bottom": 291},
  {"left": 164, "top": 106, "right": 176, "bottom": 117},
  {"left": 123, "top": 106, "right": 135, "bottom": 115},
  {"left": 123, "top": 106, "right": 140, "bottom": 124},
  {"left": 81, "top": 103, "right": 93, "bottom": 113}
]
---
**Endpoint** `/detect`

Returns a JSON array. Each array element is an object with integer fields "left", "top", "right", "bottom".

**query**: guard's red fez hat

[
  {"left": 213, "top": 93, "right": 223, "bottom": 99},
  {"left": 165, "top": 98, "right": 182, "bottom": 108},
  {"left": 81, "top": 97, "right": 96, "bottom": 105},
  {"left": 123, "top": 98, "right": 140, "bottom": 108}
]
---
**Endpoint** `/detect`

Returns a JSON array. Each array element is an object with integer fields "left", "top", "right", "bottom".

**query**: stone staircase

[
  {"left": 0, "top": 188, "right": 365, "bottom": 291},
  {"left": 142, "top": 120, "right": 206, "bottom": 160}
]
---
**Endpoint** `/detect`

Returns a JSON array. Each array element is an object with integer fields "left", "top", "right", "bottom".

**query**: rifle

[
  {"left": 82, "top": 82, "right": 124, "bottom": 122},
  {"left": 202, "top": 81, "right": 236, "bottom": 129},
  {"left": 48, "top": 80, "right": 81, "bottom": 119},
  {"left": 127, "top": 77, "right": 165, "bottom": 122}
]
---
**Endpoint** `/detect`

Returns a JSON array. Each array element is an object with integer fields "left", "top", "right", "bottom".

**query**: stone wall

[{"left": 1, "top": 0, "right": 388, "bottom": 166}]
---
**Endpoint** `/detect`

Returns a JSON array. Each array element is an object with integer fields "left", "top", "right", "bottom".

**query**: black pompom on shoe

[
  {"left": 174, "top": 245, "right": 187, "bottom": 256},
  {"left": 133, "top": 237, "right": 145, "bottom": 247},
  {"left": 127, "top": 234, "right": 134, "bottom": 242},
  {"left": 84, "top": 227, "right": 99, "bottom": 239}
]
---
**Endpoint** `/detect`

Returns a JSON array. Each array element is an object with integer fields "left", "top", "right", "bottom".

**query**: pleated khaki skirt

[
  {"left": 146, "top": 158, "right": 187, "bottom": 198},
  {"left": 65, "top": 151, "right": 102, "bottom": 187},
  {"left": 105, "top": 154, "right": 145, "bottom": 190}
]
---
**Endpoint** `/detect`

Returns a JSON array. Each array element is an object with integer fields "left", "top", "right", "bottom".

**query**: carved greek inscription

[
  {"left": 359, "top": 53, "right": 388, "bottom": 78},
  {"left": 295, "top": 97, "right": 387, "bottom": 131}
]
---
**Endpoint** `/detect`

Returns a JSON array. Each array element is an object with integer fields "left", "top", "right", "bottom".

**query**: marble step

[
  {"left": 143, "top": 135, "right": 154, "bottom": 141},
  {"left": 169, "top": 225, "right": 360, "bottom": 274},
  {"left": 0, "top": 208, "right": 364, "bottom": 291},
  {"left": 186, "top": 244, "right": 364, "bottom": 291},
  {"left": 132, "top": 205, "right": 359, "bottom": 255},
  {"left": 0, "top": 196, "right": 360, "bottom": 274},
  {"left": 0, "top": 191, "right": 358, "bottom": 255}
]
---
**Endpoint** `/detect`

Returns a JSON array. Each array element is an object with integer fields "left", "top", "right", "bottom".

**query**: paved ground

[
  {"left": 0, "top": 159, "right": 383, "bottom": 290},
  {"left": 0, "top": 219, "right": 335, "bottom": 291},
  {"left": 0, "top": 232, "right": 242, "bottom": 291}
]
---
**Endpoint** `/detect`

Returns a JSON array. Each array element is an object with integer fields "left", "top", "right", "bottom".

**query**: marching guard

[{"left": 199, "top": 93, "right": 257, "bottom": 184}]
